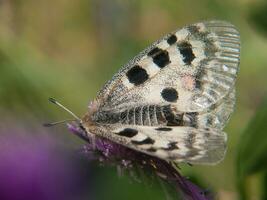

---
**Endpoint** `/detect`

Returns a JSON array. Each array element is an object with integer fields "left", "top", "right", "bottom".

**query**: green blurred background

[{"left": 1, "top": 0, "right": 267, "bottom": 199}]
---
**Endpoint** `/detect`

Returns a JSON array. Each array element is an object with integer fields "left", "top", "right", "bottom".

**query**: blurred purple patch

[
  {"left": 68, "top": 122, "right": 212, "bottom": 200},
  {"left": 0, "top": 126, "right": 89, "bottom": 200}
]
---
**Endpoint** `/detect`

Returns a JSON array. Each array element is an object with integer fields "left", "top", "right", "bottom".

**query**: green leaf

[
  {"left": 237, "top": 95, "right": 267, "bottom": 176},
  {"left": 236, "top": 95, "right": 267, "bottom": 199}
]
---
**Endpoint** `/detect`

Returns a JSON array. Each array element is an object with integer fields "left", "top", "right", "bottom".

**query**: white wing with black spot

[
  {"left": 96, "top": 20, "right": 240, "bottom": 113},
  {"left": 81, "top": 20, "right": 240, "bottom": 165},
  {"left": 91, "top": 125, "right": 227, "bottom": 165}
]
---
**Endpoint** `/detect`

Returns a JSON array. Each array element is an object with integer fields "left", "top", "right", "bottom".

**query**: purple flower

[
  {"left": 0, "top": 124, "right": 93, "bottom": 200},
  {"left": 68, "top": 122, "right": 213, "bottom": 200}
]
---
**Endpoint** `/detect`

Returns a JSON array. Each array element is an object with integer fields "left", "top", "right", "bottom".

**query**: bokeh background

[{"left": 1, "top": 0, "right": 267, "bottom": 199}]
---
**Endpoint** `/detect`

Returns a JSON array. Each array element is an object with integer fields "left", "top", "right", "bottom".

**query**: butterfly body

[{"left": 81, "top": 21, "right": 240, "bottom": 165}]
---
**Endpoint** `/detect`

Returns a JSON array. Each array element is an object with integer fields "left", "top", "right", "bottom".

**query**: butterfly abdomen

[
  {"left": 93, "top": 105, "right": 201, "bottom": 128},
  {"left": 119, "top": 105, "right": 182, "bottom": 126}
]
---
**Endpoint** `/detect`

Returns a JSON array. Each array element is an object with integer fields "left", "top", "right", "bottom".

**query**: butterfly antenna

[
  {"left": 43, "top": 119, "right": 77, "bottom": 127},
  {"left": 48, "top": 97, "right": 81, "bottom": 121}
]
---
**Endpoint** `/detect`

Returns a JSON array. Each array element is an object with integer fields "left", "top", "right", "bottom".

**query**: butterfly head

[{"left": 81, "top": 99, "right": 100, "bottom": 131}]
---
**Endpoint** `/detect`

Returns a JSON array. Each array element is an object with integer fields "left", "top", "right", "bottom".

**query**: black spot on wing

[
  {"left": 132, "top": 137, "right": 155, "bottom": 145},
  {"left": 155, "top": 127, "right": 172, "bottom": 131},
  {"left": 177, "top": 41, "right": 195, "bottom": 65},
  {"left": 167, "top": 34, "right": 177, "bottom": 45},
  {"left": 147, "top": 147, "right": 157, "bottom": 152},
  {"left": 161, "top": 87, "right": 179, "bottom": 102},
  {"left": 147, "top": 47, "right": 170, "bottom": 68},
  {"left": 126, "top": 65, "right": 149, "bottom": 86},
  {"left": 162, "top": 142, "right": 179, "bottom": 150},
  {"left": 116, "top": 128, "right": 138, "bottom": 138},
  {"left": 153, "top": 51, "right": 170, "bottom": 68}
]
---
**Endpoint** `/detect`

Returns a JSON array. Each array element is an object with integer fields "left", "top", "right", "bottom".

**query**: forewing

[
  {"left": 91, "top": 125, "right": 227, "bottom": 165},
  {"left": 97, "top": 20, "right": 240, "bottom": 113}
]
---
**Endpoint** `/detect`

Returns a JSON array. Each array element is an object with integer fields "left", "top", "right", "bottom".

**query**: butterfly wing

[
  {"left": 96, "top": 20, "right": 240, "bottom": 113},
  {"left": 91, "top": 125, "right": 227, "bottom": 165},
  {"left": 82, "top": 21, "right": 239, "bottom": 164},
  {"left": 198, "top": 87, "right": 235, "bottom": 130}
]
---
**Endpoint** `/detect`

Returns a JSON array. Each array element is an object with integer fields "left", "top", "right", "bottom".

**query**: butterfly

[{"left": 49, "top": 20, "right": 240, "bottom": 165}]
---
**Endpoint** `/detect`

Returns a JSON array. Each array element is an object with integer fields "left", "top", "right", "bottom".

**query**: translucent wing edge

[{"left": 191, "top": 20, "right": 240, "bottom": 111}]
